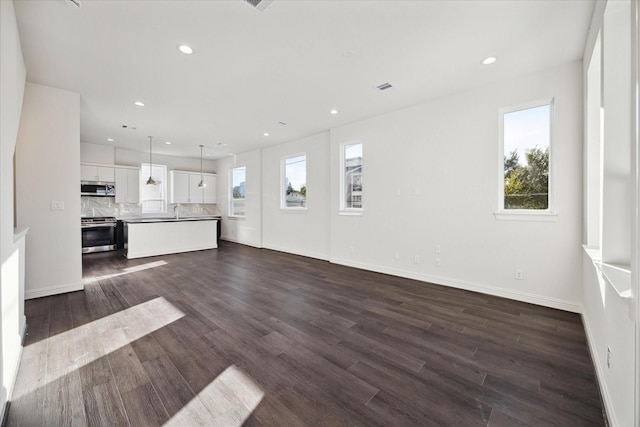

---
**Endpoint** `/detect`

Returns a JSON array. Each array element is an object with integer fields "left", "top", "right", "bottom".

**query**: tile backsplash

[{"left": 81, "top": 197, "right": 220, "bottom": 219}]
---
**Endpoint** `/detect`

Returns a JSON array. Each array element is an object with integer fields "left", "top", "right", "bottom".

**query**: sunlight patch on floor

[
  {"left": 14, "top": 296, "right": 184, "bottom": 399},
  {"left": 83, "top": 259, "right": 168, "bottom": 283},
  {"left": 164, "top": 364, "right": 265, "bottom": 426}
]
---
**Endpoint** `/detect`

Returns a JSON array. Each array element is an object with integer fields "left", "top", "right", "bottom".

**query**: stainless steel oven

[{"left": 81, "top": 217, "right": 117, "bottom": 253}]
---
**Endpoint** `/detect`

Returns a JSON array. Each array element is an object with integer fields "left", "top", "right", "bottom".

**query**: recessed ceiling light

[
  {"left": 330, "top": 109, "right": 339, "bottom": 115},
  {"left": 481, "top": 56, "right": 497, "bottom": 65},
  {"left": 264, "top": 133, "right": 270, "bottom": 137},
  {"left": 217, "top": 142, "right": 228, "bottom": 147},
  {"left": 178, "top": 45, "right": 194, "bottom": 55},
  {"left": 107, "top": 138, "right": 114, "bottom": 142},
  {"left": 134, "top": 101, "right": 145, "bottom": 107},
  {"left": 165, "top": 141, "right": 172, "bottom": 145},
  {"left": 205, "top": 153, "right": 212, "bottom": 156},
  {"left": 64, "top": 0, "right": 82, "bottom": 9}
]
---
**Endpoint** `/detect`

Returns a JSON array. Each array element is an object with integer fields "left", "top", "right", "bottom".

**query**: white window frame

[
  {"left": 229, "top": 165, "right": 246, "bottom": 218},
  {"left": 495, "top": 98, "right": 557, "bottom": 222},
  {"left": 339, "top": 140, "right": 363, "bottom": 214},
  {"left": 140, "top": 163, "right": 167, "bottom": 214},
  {"left": 281, "top": 153, "right": 307, "bottom": 211}
]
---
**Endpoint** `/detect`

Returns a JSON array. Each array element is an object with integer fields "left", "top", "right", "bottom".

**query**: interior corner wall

[
  {"left": 261, "top": 132, "right": 331, "bottom": 260},
  {"left": 16, "top": 82, "right": 83, "bottom": 299},
  {"left": 329, "top": 61, "right": 584, "bottom": 311},
  {"left": 216, "top": 149, "right": 262, "bottom": 248},
  {"left": 0, "top": 0, "right": 27, "bottom": 416}
]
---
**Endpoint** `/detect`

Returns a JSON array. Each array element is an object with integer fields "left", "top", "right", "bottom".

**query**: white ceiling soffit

[{"left": 13, "top": 0, "right": 595, "bottom": 159}]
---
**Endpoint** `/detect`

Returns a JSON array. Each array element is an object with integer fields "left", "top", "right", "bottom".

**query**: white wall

[
  {"left": 0, "top": 0, "right": 27, "bottom": 417},
  {"left": 261, "top": 132, "right": 331, "bottom": 260},
  {"left": 329, "top": 61, "right": 584, "bottom": 311},
  {"left": 217, "top": 150, "right": 262, "bottom": 247},
  {"left": 16, "top": 83, "right": 83, "bottom": 300},
  {"left": 580, "top": 1, "right": 638, "bottom": 426}
]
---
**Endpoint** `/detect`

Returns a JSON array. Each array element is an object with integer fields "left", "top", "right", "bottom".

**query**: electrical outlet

[
  {"left": 413, "top": 255, "right": 420, "bottom": 264},
  {"left": 435, "top": 245, "right": 441, "bottom": 254},
  {"left": 394, "top": 252, "right": 400, "bottom": 260},
  {"left": 515, "top": 269, "right": 523, "bottom": 280},
  {"left": 435, "top": 257, "right": 441, "bottom": 267},
  {"left": 51, "top": 201, "right": 64, "bottom": 211},
  {"left": 607, "top": 346, "right": 611, "bottom": 369}
]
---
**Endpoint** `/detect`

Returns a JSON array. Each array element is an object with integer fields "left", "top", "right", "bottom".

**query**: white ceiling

[{"left": 14, "top": 0, "right": 594, "bottom": 160}]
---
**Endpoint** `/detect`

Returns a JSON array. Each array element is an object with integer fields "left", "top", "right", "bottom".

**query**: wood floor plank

[{"left": 7, "top": 242, "right": 605, "bottom": 426}]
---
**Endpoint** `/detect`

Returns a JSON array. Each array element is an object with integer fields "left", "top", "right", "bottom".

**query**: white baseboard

[
  {"left": 581, "top": 313, "right": 615, "bottom": 426},
  {"left": 25, "top": 282, "right": 85, "bottom": 300},
  {"left": 262, "top": 243, "right": 329, "bottom": 261},
  {"left": 330, "top": 257, "right": 582, "bottom": 313},
  {"left": 0, "top": 321, "right": 27, "bottom": 423},
  {"left": 220, "top": 236, "right": 262, "bottom": 249}
]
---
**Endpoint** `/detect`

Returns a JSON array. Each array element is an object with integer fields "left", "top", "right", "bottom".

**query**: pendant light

[
  {"left": 146, "top": 136, "right": 157, "bottom": 185},
  {"left": 197, "top": 144, "right": 207, "bottom": 188}
]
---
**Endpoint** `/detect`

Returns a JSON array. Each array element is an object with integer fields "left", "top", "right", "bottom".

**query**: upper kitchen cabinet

[
  {"left": 81, "top": 163, "right": 115, "bottom": 182},
  {"left": 114, "top": 166, "right": 140, "bottom": 204},
  {"left": 202, "top": 174, "right": 217, "bottom": 203},
  {"left": 170, "top": 171, "right": 191, "bottom": 204},
  {"left": 170, "top": 170, "right": 217, "bottom": 204}
]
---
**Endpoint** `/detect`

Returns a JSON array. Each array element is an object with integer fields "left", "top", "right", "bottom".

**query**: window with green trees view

[{"left": 501, "top": 101, "right": 552, "bottom": 210}]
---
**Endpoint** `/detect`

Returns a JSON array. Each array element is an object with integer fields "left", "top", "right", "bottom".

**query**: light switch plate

[{"left": 51, "top": 201, "right": 64, "bottom": 211}]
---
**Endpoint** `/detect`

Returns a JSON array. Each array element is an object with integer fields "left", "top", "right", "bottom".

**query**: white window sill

[
  {"left": 494, "top": 210, "right": 558, "bottom": 222},
  {"left": 227, "top": 215, "right": 246, "bottom": 220},
  {"left": 280, "top": 208, "right": 308, "bottom": 214},
  {"left": 338, "top": 210, "right": 363, "bottom": 216}
]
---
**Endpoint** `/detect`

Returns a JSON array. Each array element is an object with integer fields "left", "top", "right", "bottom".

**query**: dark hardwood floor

[{"left": 7, "top": 241, "right": 605, "bottom": 426}]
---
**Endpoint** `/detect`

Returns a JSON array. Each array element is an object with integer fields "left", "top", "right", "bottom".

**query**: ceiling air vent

[
  {"left": 376, "top": 82, "right": 394, "bottom": 91},
  {"left": 243, "top": 0, "right": 273, "bottom": 12}
]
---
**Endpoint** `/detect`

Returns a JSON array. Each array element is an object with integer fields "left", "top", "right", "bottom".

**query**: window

[
  {"left": 341, "top": 141, "right": 363, "bottom": 211},
  {"left": 499, "top": 100, "right": 553, "bottom": 214},
  {"left": 140, "top": 163, "right": 167, "bottom": 213},
  {"left": 230, "top": 166, "right": 246, "bottom": 217},
  {"left": 282, "top": 154, "right": 307, "bottom": 209}
]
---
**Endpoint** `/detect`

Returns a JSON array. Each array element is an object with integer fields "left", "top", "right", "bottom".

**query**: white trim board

[
  {"left": 330, "top": 257, "right": 582, "bottom": 313},
  {"left": 581, "top": 312, "right": 615, "bottom": 426},
  {"left": 25, "top": 282, "right": 85, "bottom": 300}
]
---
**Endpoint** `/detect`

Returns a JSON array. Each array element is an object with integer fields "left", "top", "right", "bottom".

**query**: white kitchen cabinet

[
  {"left": 170, "top": 171, "right": 191, "bottom": 203},
  {"left": 81, "top": 163, "right": 115, "bottom": 182},
  {"left": 114, "top": 167, "right": 140, "bottom": 204},
  {"left": 202, "top": 174, "right": 217, "bottom": 203},
  {"left": 125, "top": 219, "right": 218, "bottom": 259},
  {"left": 170, "top": 170, "right": 217, "bottom": 204}
]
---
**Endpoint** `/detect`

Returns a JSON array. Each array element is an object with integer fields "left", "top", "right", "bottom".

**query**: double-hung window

[
  {"left": 340, "top": 141, "right": 363, "bottom": 212},
  {"left": 140, "top": 163, "right": 167, "bottom": 213},
  {"left": 282, "top": 154, "right": 307, "bottom": 209},
  {"left": 497, "top": 100, "right": 554, "bottom": 219},
  {"left": 230, "top": 166, "right": 246, "bottom": 217}
]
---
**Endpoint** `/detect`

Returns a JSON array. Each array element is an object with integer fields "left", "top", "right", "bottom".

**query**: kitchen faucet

[{"left": 173, "top": 204, "right": 180, "bottom": 219}]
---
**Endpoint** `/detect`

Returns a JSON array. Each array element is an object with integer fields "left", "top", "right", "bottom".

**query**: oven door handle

[{"left": 81, "top": 223, "right": 117, "bottom": 229}]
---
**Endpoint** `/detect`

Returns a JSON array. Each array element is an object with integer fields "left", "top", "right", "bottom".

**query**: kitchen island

[{"left": 124, "top": 217, "right": 218, "bottom": 259}]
